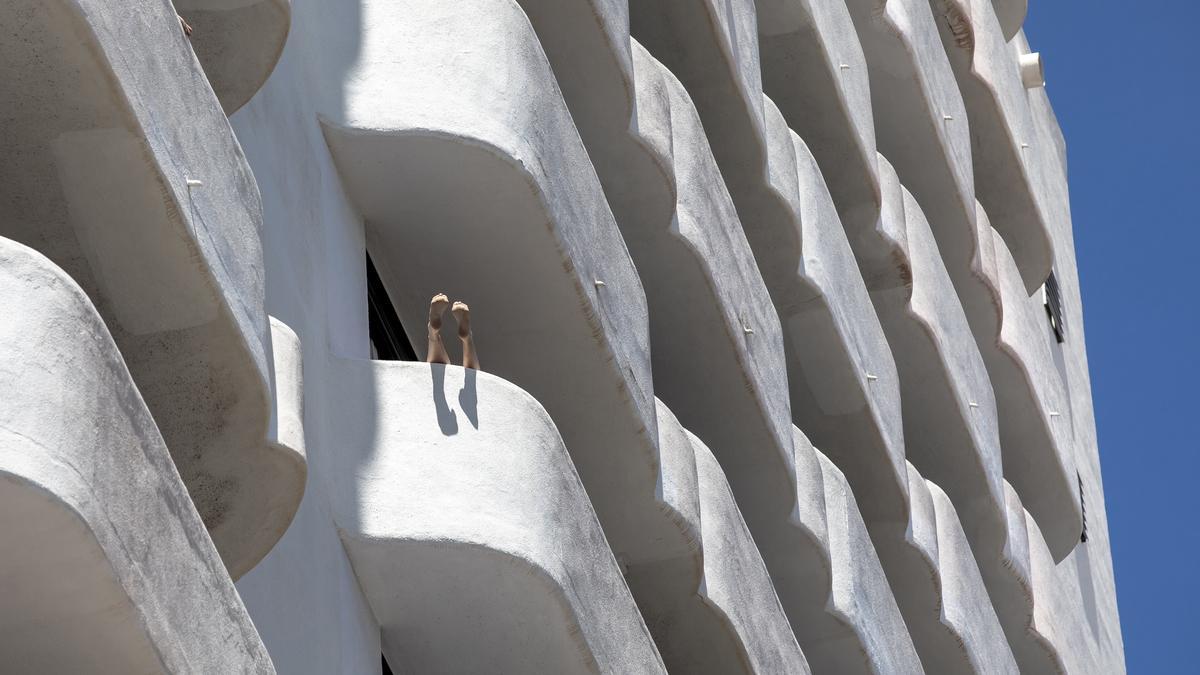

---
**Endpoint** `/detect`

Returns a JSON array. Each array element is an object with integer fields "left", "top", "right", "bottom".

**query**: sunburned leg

[
  {"left": 426, "top": 293, "right": 451, "bottom": 365},
  {"left": 452, "top": 301, "right": 480, "bottom": 370}
]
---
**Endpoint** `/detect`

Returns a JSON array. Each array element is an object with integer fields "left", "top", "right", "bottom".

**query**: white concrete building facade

[{"left": 0, "top": 0, "right": 1125, "bottom": 672}]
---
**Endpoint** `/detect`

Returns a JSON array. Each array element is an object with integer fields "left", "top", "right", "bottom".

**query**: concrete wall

[{"left": 0, "top": 0, "right": 1123, "bottom": 672}]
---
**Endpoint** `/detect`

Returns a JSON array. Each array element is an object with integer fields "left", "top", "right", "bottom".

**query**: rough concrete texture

[
  {"left": 919, "top": 14, "right": 1084, "bottom": 565},
  {"left": 0, "top": 0, "right": 306, "bottom": 580},
  {"left": 646, "top": 404, "right": 810, "bottom": 674},
  {"left": 0, "top": 0, "right": 1124, "bottom": 671},
  {"left": 327, "top": 359, "right": 665, "bottom": 673},
  {"left": 0, "top": 239, "right": 273, "bottom": 673}
]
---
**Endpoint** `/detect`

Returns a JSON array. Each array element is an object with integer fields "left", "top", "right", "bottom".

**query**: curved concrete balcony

[
  {"left": 0, "top": 239, "right": 274, "bottom": 673},
  {"left": 625, "top": 43, "right": 920, "bottom": 673},
  {"left": 326, "top": 359, "right": 665, "bottom": 673},
  {"left": 977, "top": 483, "right": 1067, "bottom": 673},
  {"left": 643, "top": 404, "right": 809, "bottom": 674},
  {"left": 176, "top": 0, "right": 291, "bottom": 114},
  {"left": 991, "top": 0, "right": 1028, "bottom": 41},
  {"left": 867, "top": 157, "right": 1007, "bottom": 568},
  {"left": 785, "top": 430, "right": 922, "bottom": 674},
  {"left": 632, "top": 0, "right": 909, "bottom": 533},
  {"left": 974, "top": 205, "right": 1080, "bottom": 560},
  {"left": 752, "top": 0, "right": 881, "bottom": 237},
  {"left": 0, "top": 0, "right": 305, "bottom": 579},
  {"left": 929, "top": 0, "right": 1055, "bottom": 293},
  {"left": 874, "top": 463, "right": 1018, "bottom": 674},
  {"left": 787, "top": 0, "right": 1080, "bottom": 557},
  {"left": 320, "top": 0, "right": 698, "bottom": 610},
  {"left": 814, "top": 448, "right": 923, "bottom": 673},
  {"left": 842, "top": 0, "right": 977, "bottom": 288}
]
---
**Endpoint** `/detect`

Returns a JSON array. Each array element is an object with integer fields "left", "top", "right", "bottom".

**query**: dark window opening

[
  {"left": 1043, "top": 271, "right": 1066, "bottom": 344},
  {"left": 367, "top": 252, "right": 418, "bottom": 361},
  {"left": 1079, "top": 472, "right": 1089, "bottom": 543}
]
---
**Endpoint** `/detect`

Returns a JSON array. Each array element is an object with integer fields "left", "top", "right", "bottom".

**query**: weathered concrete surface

[
  {"left": 642, "top": 405, "right": 810, "bottom": 674},
  {"left": 0, "top": 0, "right": 1117, "bottom": 670},
  {"left": 633, "top": 0, "right": 908, "bottom": 534},
  {"left": 791, "top": 430, "right": 923, "bottom": 674},
  {"left": 867, "top": 155, "right": 1006, "bottom": 561},
  {"left": 0, "top": 238, "right": 274, "bottom": 673},
  {"left": 874, "top": 463, "right": 1017, "bottom": 674},
  {"left": 754, "top": 0, "right": 881, "bottom": 239},
  {"left": 1004, "top": 31, "right": 1126, "bottom": 675},
  {"left": 815, "top": 451, "right": 923, "bottom": 674},
  {"left": 928, "top": 0, "right": 1054, "bottom": 293},
  {"left": 834, "top": 0, "right": 1080, "bottom": 559},
  {"left": 327, "top": 359, "right": 664, "bottom": 673},
  {"left": 0, "top": 0, "right": 305, "bottom": 579},
  {"left": 319, "top": 5, "right": 709, "bottom": 660},
  {"left": 176, "top": 0, "right": 291, "bottom": 114}
]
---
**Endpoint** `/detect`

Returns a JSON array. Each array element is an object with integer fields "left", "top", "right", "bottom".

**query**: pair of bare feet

[
  {"left": 178, "top": 14, "right": 193, "bottom": 37},
  {"left": 427, "top": 294, "right": 479, "bottom": 370}
]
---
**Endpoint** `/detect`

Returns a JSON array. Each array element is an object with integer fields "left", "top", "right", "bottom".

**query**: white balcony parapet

[
  {"left": 781, "top": 430, "right": 921, "bottom": 674},
  {"left": 841, "top": 0, "right": 975, "bottom": 289},
  {"left": 320, "top": 0, "right": 699, "bottom": 626},
  {"left": 833, "top": 0, "right": 1080, "bottom": 560},
  {"left": 874, "top": 463, "right": 1018, "bottom": 673},
  {"left": 929, "top": 0, "right": 1055, "bottom": 293},
  {"left": 753, "top": 0, "right": 881, "bottom": 238},
  {"left": 176, "top": 0, "right": 291, "bottom": 114},
  {"left": 975, "top": 204, "right": 1079, "bottom": 561},
  {"left": 0, "top": 0, "right": 305, "bottom": 579},
  {"left": 643, "top": 404, "right": 810, "bottom": 673},
  {"left": 866, "top": 156, "right": 1008, "bottom": 579},
  {"left": 327, "top": 359, "right": 665, "bottom": 673},
  {"left": 814, "top": 449, "right": 923, "bottom": 673},
  {"left": 0, "top": 239, "right": 275, "bottom": 673},
  {"left": 981, "top": 483, "right": 1067, "bottom": 673},
  {"left": 633, "top": 0, "right": 908, "bottom": 539},
  {"left": 1012, "top": 42, "right": 1123, "bottom": 667}
]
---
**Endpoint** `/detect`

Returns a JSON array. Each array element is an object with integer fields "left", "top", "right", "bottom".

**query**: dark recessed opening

[
  {"left": 367, "top": 251, "right": 417, "bottom": 361},
  {"left": 1079, "top": 471, "right": 1089, "bottom": 543},
  {"left": 381, "top": 652, "right": 395, "bottom": 675},
  {"left": 1043, "top": 271, "right": 1066, "bottom": 344}
]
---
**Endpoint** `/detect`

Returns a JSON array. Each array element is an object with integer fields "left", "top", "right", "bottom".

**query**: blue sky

[{"left": 1023, "top": 3, "right": 1200, "bottom": 671}]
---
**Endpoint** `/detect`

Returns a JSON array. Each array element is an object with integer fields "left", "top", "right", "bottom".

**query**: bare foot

[
  {"left": 426, "top": 294, "right": 451, "bottom": 364},
  {"left": 178, "top": 14, "right": 193, "bottom": 37},
  {"left": 429, "top": 293, "right": 450, "bottom": 330},
  {"left": 452, "top": 301, "right": 480, "bottom": 370},
  {"left": 451, "top": 301, "right": 471, "bottom": 338}
]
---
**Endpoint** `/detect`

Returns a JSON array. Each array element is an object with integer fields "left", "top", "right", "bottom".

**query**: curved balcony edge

[
  {"left": 979, "top": 482, "right": 1068, "bottom": 673},
  {"left": 763, "top": 100, "right": 909, "bottom": 526},
  {"left": 319, "top": 0, "right": 700, "bottom": 575},
  {"left": 814, "top": 450, "right": 923, "bottom": 673},
  {"left": 0, "top": 238, "right": 273, "bottom": 673},
  {"left": 869, "top": 155, "right": 1007, "bottom": 557},
  {"left": 635, "top": 403, "right": 810, "bottom": 674},
  {"left": 0, "top": 0, "right": 304, "bottom": 580},
  {"left": 327, "top": 358, "right": 666, "bottom": 674},
  {"left": 176, "top": 0, "right": 292, "bottom": 114},
  {"left": 930, "top": 0, "right": 1055, "bottom": 293},
  {"left": 845, "top": 0, "right": 980, "bottom": 295},
  {"left": 991, "top": 0, "right": 1028, "bottom": 41},
  {"left": 755, "top": 0, "right": 882, "bottom": 237},
  {"left": 623, "top": 39, "right": 798, "bottom": 556},
  {"left": 877, "top": 463, "right": 1018, "bottom": 673},
  {"left": 977, "top": 205, "right": 1081, "bottom": 561}
]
